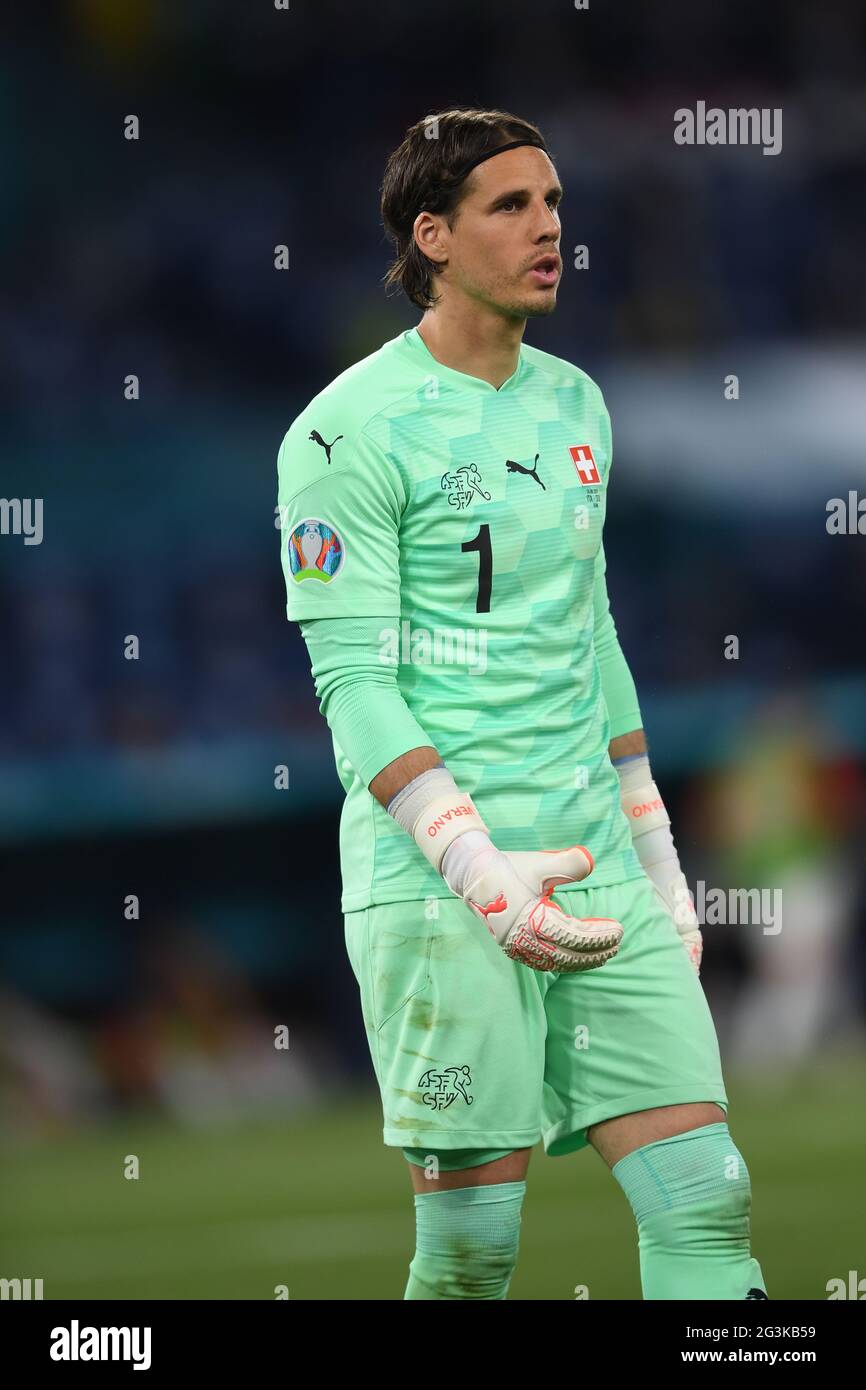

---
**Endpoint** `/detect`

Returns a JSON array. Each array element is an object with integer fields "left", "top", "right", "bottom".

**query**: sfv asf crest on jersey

[
  {"left": 441, "top": 462, "right": 491, "bottom": 509},
  {"left": 288, "top": 518, "right": 345, "bottom": 584}
]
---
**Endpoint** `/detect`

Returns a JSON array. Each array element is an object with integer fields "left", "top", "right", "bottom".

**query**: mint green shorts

[{"left": 343, "top": 875, "right": 728, "bottom": 1161}]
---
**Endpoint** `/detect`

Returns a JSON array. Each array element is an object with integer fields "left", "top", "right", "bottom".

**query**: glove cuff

[
  {"left": 612, "top": 756, "right": 698, "bottom": 939},
  {"left": 612, "top": 755, "right": 671, "bottom": 838},
  {"left": 387, "top": 765, "right": 489, "bottom": 874}
]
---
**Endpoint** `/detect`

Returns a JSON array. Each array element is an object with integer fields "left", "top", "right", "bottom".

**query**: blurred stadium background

[{"left": 1, "top": 0, "right": 865, "bottom": 1299}]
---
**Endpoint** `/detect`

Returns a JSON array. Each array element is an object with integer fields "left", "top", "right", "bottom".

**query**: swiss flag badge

[{"left": 569, "top": 443, "right": 600, "bottom": 485}]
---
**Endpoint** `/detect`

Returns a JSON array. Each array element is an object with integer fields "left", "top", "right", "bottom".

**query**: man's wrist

[
  {"left": 612, "top": 752, "right": 671, "bottom": 839},
  {"left": 612, "top": 752, "right": 699, "bottom": 934},
  {"left": 386, "top": 764, "right": 489, "bottom": 876}
]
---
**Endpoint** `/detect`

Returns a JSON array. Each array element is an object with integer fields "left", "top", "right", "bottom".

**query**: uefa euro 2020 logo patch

[{"left": 288, "top": 518, "right": 344, "bottom": 584}]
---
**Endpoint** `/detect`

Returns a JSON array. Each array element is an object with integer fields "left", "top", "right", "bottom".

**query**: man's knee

[
  {"left": 404, "top": 1178, "right": 527, "bottom": 1300},
  {"left": 610, "top": 1121, "right": 767, "bottom": 1299},
  {"left": 611, "top": 1120, "right": 750, "bottom": 1221}
]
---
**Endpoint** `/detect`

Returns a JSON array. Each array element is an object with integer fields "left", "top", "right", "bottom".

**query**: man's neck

[{"left": 416, "top": 306, "right": 525, "bottom": 390}]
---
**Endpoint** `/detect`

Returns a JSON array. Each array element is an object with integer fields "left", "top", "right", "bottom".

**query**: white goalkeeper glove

[
  {"left": 442, "top": 834, "right": 623, "bottom": 972},
  {"left": 388, "top": 765, "right": 623, "bottom": 974},
  {"left": 615, "top": 752, "right": 703, "bottom": 974}
]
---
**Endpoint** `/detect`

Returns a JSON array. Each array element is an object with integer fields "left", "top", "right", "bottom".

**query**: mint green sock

[
  {"left": 612, "top": 1122, "right": 768, "bottom": 1300},
  {"left": 404, "top": 1181, "right": 525, "bottom": 1300}
]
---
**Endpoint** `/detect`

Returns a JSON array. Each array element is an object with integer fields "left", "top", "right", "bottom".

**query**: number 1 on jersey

[{"left": 462, "top": 523, "right": 492, "bottom": 613}]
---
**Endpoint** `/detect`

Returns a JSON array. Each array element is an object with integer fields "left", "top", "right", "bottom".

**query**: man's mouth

[{"left": 527, "top": 256, "right": 560, "bottom": 287}]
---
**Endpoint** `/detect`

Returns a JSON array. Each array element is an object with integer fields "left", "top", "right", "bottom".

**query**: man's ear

[{"left": 413, "top": 211, "right": 448, "bottom": 268}]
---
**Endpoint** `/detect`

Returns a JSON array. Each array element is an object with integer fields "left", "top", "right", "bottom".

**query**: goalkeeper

[{"left": 277, "top": 106, "right": 767, "bottom": 1301}]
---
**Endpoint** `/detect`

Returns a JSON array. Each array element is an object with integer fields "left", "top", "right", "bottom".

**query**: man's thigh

[
  {"left": 587, "top": 1101, "right": 727, "bottom": 1169},
  {"left": 344, "top": 895, "right": 550, "bottom": 1154},
  {"left": 540, "top": 875, "right": 729, "bottom": 1159},
  {"left": 404, "top": 1146, "right": 534, "bottom": 1194}
]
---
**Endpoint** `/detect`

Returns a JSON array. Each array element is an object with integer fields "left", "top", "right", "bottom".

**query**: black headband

[{"left": 448, "top": 138, "right": 551, "bottom": 186}]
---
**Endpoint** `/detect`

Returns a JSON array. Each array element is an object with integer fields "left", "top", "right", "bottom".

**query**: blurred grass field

[{"left": 2, "top": 1052, "right": 864, "bottom": 1300}]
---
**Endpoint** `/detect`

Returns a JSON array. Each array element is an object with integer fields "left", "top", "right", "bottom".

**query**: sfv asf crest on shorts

[
  {"left": 418, "top": 1064, "right": 474, "bottom": 1109},
  {"left": 288, "top": 518, "right": 345, "bottom": 584}
]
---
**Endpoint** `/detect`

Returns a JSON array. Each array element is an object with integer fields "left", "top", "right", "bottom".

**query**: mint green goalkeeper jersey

[{"left": 277, "top": 326, "right": 643, "bottom": 911}]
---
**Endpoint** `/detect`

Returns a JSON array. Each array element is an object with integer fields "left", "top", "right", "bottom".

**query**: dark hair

[{"left": 380, "top": 106, "right": 549, "bottom": 310}]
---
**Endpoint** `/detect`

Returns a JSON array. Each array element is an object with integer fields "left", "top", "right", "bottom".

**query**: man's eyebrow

[{"left": 487, "top": 183, "right": 564, "bottom": 205}]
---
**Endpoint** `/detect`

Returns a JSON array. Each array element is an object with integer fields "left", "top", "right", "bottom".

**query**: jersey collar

[{"left": 401, "top": 326, "right": 525, "bottom": 394}]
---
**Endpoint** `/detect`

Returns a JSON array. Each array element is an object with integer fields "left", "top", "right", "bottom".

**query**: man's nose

[{"left": 534, "top": 200, "right": 559, "bottom": 238}]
